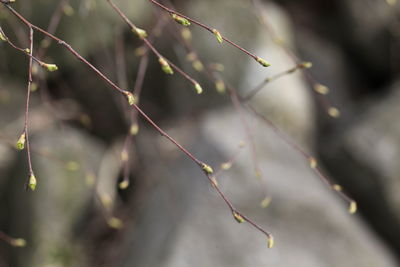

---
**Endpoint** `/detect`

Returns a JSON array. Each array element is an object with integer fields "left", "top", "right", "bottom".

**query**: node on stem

[
  {"left": 132, "top": 27, "right": 148, "bottom": 39},
  {"left": 123, "top": 91, "right": 136, "bottom": 105},
  {"left": 171, "top": 14, "right": 190, "bottom": 26},
  {"left": 202, "top": 163, "right": 213, "bottom": 174},
  {"left": 212, "top": 29, "right": 223, "bottom": 44},
  {"left": 232, "top": 211, "right": 245, "bottom": 223}
]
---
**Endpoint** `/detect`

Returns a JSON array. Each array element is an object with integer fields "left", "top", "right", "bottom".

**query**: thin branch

[
  {"left": 0, "top": 230, "right": 26, "bottom": 247},
  {"left": 250, "top": 0, "right": 339, "bottom": 116},
  {"left": 242, "top": 62, "right": 311, "bottom": 101},
  {"left": 147, "top": 0, "right": 271, "bottom": 66},
  {"left": 106, "top": 0, "right": 201, "bottom": 91}
]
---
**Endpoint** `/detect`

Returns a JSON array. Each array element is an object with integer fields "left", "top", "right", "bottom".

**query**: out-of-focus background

[{"left": 1, "top": 0, "right": 400, "bottom": 266}]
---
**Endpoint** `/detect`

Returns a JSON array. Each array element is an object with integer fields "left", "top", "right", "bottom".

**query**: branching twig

[
  {"left": 147, "top": 0, "right": 272, "bottom": 68},
  {"left": 106, "top": 0, "right": 203, "bottom": 94},
  {"left": 1, "top": 1, "right": 274, "bottom": 246}
]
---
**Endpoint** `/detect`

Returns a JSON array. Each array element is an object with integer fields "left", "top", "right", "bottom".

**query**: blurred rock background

[{"left": 0, "top": 0, "right": 399, "bottom": 266}]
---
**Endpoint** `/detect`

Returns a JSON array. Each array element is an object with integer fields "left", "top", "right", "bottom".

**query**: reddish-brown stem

[
  {"left": 23, "top": 26, "right": 34, "bottom": 188},
  {"left": 2, "top": 1, "right": 274, "bottom": 243},
  {"left": 2, "top": 2, "right": 206, "bottom": 166},
  {"left": 250, "top": 0, "right": 337, "bottom": 114},
  {"left": 242, "top": 64, "right": 303, "bottom": 101},
  {"left": 36, "top": 0, "right": 70, "bottom": 59},
  {"left": 147, "top": 0, "right": 262, "bottom": 61},
  {"left": 243, "top": 103, "right": 355, "bottom": 206},
  {"left": 106, "top": 0, "right": 200, "bottom": 88}
]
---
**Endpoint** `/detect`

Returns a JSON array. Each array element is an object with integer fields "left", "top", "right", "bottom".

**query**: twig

[
  {"left": 147, "top": 0, "right": 271, "bottom": 67},
  {"left": 1, "top": 1, "right": 274, "bottom": 245}
]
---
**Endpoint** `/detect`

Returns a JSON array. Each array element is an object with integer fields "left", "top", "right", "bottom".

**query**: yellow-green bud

[
  {"left": 42, "top": 63, "right": 58, "bottom": 72},
  {"left": 0, "top": 31, "right": 6, "bottom": 42},
  {"left": 63, "top": 4, "right": 75, "bottom": 16},
  {"left": 267, "top": 236, "right": 274, "bottom": 248},
  {"left": 28, "top": 173, "right": 37, "bottom": 191},
  {"left": 181, "top": 28, "right": 192, "bottom": 41},
  {"left": 299, "top": 61, "right": 313, "bottom": 69},
  {"left": 123, "top": 91, "right": 136, "bottom": 106},
  {"left": 159, "top": 57, "right": 174, "bottom": 75},
  {"left": 171, "top": 14, "right": 190, "bottom": 26},
  {"left": 215, "top": 79, "right": 226, "bottom": 94},
  {"left": 130, "top": 123, "right": 139, "bottom": 135},
  {"left": 30, "top": 82, "right": 38, "bottom": 92},
  {"left": 233, "top": 211, "right": 245, "bottom": 223},
  {"left": 255, "top": 56, "right": 271, "bottom": 67},
  {"left": 192, "top": 60, "right": 204, "bottom": 72},
  {"left": 202, "top": 163, "right": 213, "bottom": 174},
  {"left": 212, "top": 29, "right": 223, "bottom": 44},
  {"left": 328, "top": 107, "right": 340, "bottom": 118},
  {"left": 11, "top": 238, "right": 26, "bottom": 247},
  {"left": 314, "top": 83, "right": 329, "bottom": 95},
  {"left": 348, "top": 201, "right": 357, "bottom": 214},
  {"left": 107, "top": 217, "right": 123, "bottom": 229},
  {"left": 332, "top": 184, "right": 342, "bottom": 191},
  {"left": 194, "top": 83, "right": 203, "bottom": 94},
  {"left": 132, "top": 27, "right": 148, "bottom": 39},
  {"left": 309, "top": 157, "right": 317, "bottom": 169},
  {"left": 119, "top": 179, "right": 130, "bottom": 190},
  {"left": 260, "top": 196, "right": 272, "bottom": 208},
  {"left": 221, "top": 162, "right": 232, "bottom": 170},
  {"left": 16, "top": 132, "right": 26, "bottom": 150},
  {"left": 121, "top": 149, "right": 128, "bottom": 162}
]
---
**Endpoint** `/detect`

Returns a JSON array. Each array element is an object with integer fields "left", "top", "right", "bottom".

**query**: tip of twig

[
  {"left": 267, "top": 235, "right": 274, "bottom": 248},
  {"left": 348, "top": 201, "right": 357, "bottom": 214}
]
